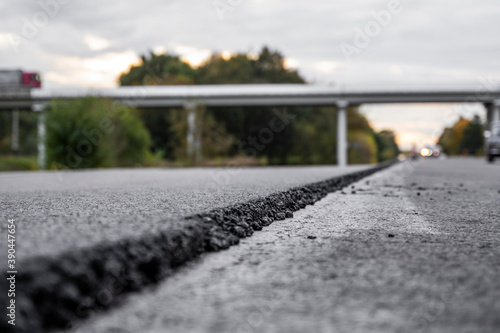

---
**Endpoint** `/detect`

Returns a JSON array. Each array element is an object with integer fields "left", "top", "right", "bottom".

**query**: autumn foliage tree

[{"left": 438, "top": 115, "right": 484, "bottom": 156}]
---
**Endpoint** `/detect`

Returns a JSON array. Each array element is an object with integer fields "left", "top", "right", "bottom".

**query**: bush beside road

[{"left": 0, "top": 155, "right": 37, "bottom": 171}]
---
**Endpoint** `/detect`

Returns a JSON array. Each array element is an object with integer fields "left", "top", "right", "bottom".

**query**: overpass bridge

[{"left": 1, "top": 84, "right": 499, "bottom": 168}]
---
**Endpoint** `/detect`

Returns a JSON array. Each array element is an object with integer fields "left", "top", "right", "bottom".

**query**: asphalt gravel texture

[
  {"left": 72, "top": 158, "right": 500, "bottom": 333},
  {"left": 0, "top": 165, "right": 370, "bottom": 259},
  {"left": 0, "top": 164, "right": 388, "bottom": 332}
]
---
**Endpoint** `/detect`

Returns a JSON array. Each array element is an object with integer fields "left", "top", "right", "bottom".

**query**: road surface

[
  {"left": 1, "top": 164, "right": 383, "bottom": 332},
  {"left": 0, "top": 165, "right": 371, "bottom": 259},
  {"left": 73, "top": 158, "right": 500, "bottom": 333}
]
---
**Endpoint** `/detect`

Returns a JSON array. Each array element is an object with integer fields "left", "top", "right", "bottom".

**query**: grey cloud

[{"left": 1, "top": 0, "right": 499, "bottom": 87}]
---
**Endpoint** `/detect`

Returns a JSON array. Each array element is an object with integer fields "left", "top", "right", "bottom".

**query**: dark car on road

[{"left": 486, "top": 123, "right": 500, "bottom": 162}]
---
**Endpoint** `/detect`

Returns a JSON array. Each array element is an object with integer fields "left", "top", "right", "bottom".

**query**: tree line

[
  {"left": 117, "top": 46, "right": 399, "bottom": 166},
  {"left": 0, "top": 46, "right": 400, "bottom": 170}
]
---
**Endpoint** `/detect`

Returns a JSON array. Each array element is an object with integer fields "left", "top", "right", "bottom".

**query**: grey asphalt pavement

[
  {"left": 75, "top": 158, "right": 500, "bottom": 333},
  {"left": 1, "top": 163, "right": 385, "bottom": 332},
  {"left": 0, "top": 165, "right": 370, "bottom": 260}
]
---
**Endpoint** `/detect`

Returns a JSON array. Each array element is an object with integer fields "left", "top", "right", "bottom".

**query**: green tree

[
  {"left": 374, "top": 130, "right": 399, "bottom": 162},
  {"left": 349, "top": 131, "right": 378, "bottom": 164},
  {"left": 288, "top": 106, "right": 336, "bottom": 165},
  {"left": 118, "top": 52, "right": 196, "bottom": 160},
  {"left": 111, "top": 104, "right": 152, "bottom": 166},
  {"left": 459, "top": 115, "right": 484, "bottom": 155},
  {"left": 137, "top": 108, "right": 179, "bottom": 160},
  {"left": 438, "top": 117, "right": 471, "bottom": 155},
  {"left": 46, "top": 97, "right": 151, "bottom": 169},
  {"left": 196, "top": 54, "right": 254, "bottom": 84},
  {"left": 252, "top": 47, "right": 304, "bottom": 83},
  {"left": 195, "top": 47, "right": 304, "bottom": 84},
  {"left": 197, "top": 47, "right": 305, "bottom": 164},
  {"left": 347, "top": 107, "right": 378, "bottom": 164},
  {"left": 119, "top": 52, "right": 196, "bottom": 86},
  {"left": 437, "top": 127, "right": 455, "bottom": 155},
  {"left": 166, "top": 105, "right": 236, "bottom": 164}
]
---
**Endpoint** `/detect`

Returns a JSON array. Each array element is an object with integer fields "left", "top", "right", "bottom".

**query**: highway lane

[
  {"left": 0, "top": 165, "right": 370, "bottom": 260},
  {"left": 76, "top": 158, "right": 500, "bottom": 333}
]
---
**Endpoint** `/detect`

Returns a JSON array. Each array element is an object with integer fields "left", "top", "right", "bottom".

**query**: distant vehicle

[
  {"left": 485, "top": 123, "right": 500, "bottom": 163},
  {"left": 420, "top": 144, "right": 442, "bottom": 158},
  {"left": 0, "top": 69, "right": 42, "bottom": 89}
]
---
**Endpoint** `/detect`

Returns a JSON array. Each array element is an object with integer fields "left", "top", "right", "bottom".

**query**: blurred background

[{"left": 0, "top": 0, "right": 498, "bottom": 171}]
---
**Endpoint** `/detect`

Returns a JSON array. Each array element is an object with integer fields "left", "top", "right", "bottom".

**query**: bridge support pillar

[
  {"left": 33, "top": 103, "right": 46, "bottom": 169},
  {"left": 11, "top": 109, "right": 19, "bottom": 155},
  {"left": 185, "top": 101, "right": 203, "bottom": 166},
  {"left": 336, "top": 100, "right": 349, "bottom": 167},
  {"left": 493, "top": 100, "right": 500, "bottom": 124},
  {"left": 485, "top": 103, "right": 493, "bottom": 128}
]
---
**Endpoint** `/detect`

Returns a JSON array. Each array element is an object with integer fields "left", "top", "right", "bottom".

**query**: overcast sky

[{"left": 1, "top": 0, "right": 499, "bottom": 149}]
